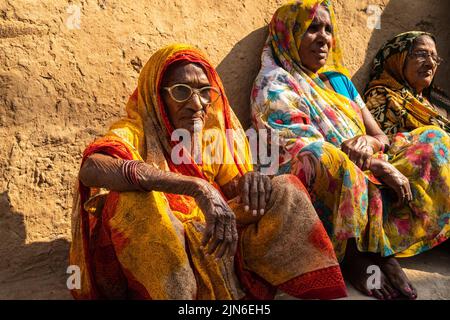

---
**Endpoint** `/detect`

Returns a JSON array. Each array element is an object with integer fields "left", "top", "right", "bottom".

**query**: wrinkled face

[
  {"left": 299, "top": 5, "right": 333, "bottom": 73},
  {"left": 161, "top": 62, "right": 210, "bottom": 133},
  {"left": 404, "top": 35, "right": 438, "bottom": 94}
]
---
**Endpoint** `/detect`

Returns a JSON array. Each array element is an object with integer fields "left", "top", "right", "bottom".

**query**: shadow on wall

[
  {"left": 352, "top": 0, "right": 450, "bottom": 94},
  {"left": 217, "top": 0, "right": 450, "bottom": 128},
  {"left": 0, "top": 191, "right": 71, "bottom": 299},
  {"left": 216, "top": 27, "right": 268, "bottom": 130}
]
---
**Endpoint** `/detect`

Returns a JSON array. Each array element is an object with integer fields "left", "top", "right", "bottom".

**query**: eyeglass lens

[{"left": 170, "top": 85, "right": 216, "bottom": 104}]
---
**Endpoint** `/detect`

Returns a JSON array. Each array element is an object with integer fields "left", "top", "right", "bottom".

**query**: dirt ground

[{"left": 0, "top": 0, "right": 449, "bottom": 299}]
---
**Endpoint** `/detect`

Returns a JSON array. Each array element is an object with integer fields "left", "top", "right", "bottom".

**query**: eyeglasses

[
  {"left": 163, "top": 84, "right": 221, "bottom": 105},
  {"left": 409, "top": 50, "right": 443, "bottom": 66}
]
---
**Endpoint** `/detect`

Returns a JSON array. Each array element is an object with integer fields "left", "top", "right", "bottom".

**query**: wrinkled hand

[
  {"left": 237, "top": 172, "right": 272, "bottom": 216},
  {"left": 370, "top": 159, "right": 413, "bottom": 207},
  {"left": 190, "top": 178, "right": 238, "bottom": 260},
  {"left": 341, "top": 135, "right": 382, "bottom": 171}
]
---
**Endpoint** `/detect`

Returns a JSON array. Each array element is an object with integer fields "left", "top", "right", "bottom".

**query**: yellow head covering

[{"left": 107, "top": 44, "right": 252, "bottom": 177}]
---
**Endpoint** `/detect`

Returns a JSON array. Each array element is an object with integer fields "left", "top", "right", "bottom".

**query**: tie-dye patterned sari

[
  {"left": 251, "top": 1, "right": 450, "bottom": 261},
  {"left": 69, "top": 44, "right": 347, "bottom": 300}
]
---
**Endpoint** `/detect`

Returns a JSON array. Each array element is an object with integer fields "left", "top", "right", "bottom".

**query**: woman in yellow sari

[
  {"left": 251, "top": 1, "right": 450, "bottom": 300},
  {"left": 69, "top": 44, "right": 347, "bottom": 300}
]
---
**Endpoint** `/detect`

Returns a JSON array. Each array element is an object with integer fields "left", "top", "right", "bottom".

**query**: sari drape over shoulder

[
  {"left": 70, "top": 44, "right": 347, "bottom": 300},
  {"left": 364, "top": 31, "right": 450, "bottom": 135},
  {"left": 251, "top": 1, "right": 450, "bottom": 261}
]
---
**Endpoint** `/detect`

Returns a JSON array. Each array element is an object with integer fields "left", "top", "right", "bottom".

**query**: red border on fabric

[
  {"left": 278, "top": 265, "right": 347, "bottom": 300},
  {"left": 234, "top": 228, "right": 277, "bottom": 300},
  {"left": 74, "top": 138, "right": 135, "bottom": 299}
]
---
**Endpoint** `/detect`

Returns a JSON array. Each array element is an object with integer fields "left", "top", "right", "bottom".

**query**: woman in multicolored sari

[
  {"left": 69, "top": 44, "right": 347, "bottom": 300},
  {"left": 251, "top": 1, "right": 450, "bottom": 300}
]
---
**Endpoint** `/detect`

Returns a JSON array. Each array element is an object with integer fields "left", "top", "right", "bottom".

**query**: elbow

[{"left": 78, "top": 156, "right": 97, "bottom": 187}]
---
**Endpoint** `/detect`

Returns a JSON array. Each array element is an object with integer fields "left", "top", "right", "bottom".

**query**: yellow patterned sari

[{"left": 70, "top": 44, "right": 346, "bottom": 300}]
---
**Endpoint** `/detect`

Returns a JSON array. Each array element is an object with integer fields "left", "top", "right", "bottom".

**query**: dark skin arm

[
  {"left": 322, "top": 76, "right": 411, "bottom": 208},
  {"left": 221, "top": 176, "right": 240, "bottom": 200},
  {"left": 341, "top": 107, "right": 390, "bottom": 171},
  {"left": 369, "top": 158, "right": 413, "bottom": 207},
  {"left": 320, "top": 76, "right": 389, "bottom": 170},
  {"left": 79, "top": 153, "right": 238, "bottom": 259},
  {"left": 343, "top": 109, "right": 412, "bottom": 207}
]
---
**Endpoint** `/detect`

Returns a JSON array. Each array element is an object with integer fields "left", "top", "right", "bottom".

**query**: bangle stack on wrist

[{"left": 122, "top": 160, "right": 146, "bottom": 191}]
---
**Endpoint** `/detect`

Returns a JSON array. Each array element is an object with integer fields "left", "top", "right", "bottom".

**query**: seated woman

[
  {"left": 364, "top": 31, "right": 450, "bottom": 135},
  {"left": 69, "top": 44, "right": 347, "bottom": 300},
  {"left": 251, "top": 1, "right": 450, "bottom": 300}
]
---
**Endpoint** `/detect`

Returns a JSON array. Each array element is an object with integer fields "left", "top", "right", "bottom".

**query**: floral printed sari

[{"left": 251, "top": 1, "right": 450, "bottom": 261}]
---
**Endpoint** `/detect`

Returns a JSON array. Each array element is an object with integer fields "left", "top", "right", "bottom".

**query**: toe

[
  {"left": 363, "top": 288, "right": 373, "bottom": 297},
  {"left": 384, "top": 282, "right": 400, "bottom": 299},
  {"left": 381, "top": 286, "right": 392, "bottom": 300},
  {"left": 400, "top": 285, "right": 416, "bottom": 300},
  {"left": 408, "top": 283, "right": 418, "bottom": 300},
  {"left": 372, "top": 289, "right": 385, "bottom": 300}
]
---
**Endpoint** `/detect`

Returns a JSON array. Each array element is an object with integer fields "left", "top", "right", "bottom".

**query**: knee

[
  {"left": 271, "top": 174, "right": 309, "bottom": 197},
  {"left": 416, "top": 126, "right": 448, "bottom": 144},
  {"left": 416, "top": 127, "right": 449, "bottom": 164},
  {"left": 299, "top": 141, "right": 326, "bottom": 159},
  {"left": 298, "top": 141, "right": 349, "bottom": 170}
]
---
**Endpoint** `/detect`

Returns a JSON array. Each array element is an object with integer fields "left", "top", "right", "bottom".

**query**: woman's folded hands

[
  {"left": 341, "top": 134, "right": 384, "bottom": 171},
  {"left": 192, "top": 171, "right": 273, "bottom": 260},
  {"left": 341, "top": 136, "right": 412, "bottom": 207}
]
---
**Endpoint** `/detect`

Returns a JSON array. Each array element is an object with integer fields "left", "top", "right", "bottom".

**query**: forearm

[
  {"left": 361, "top": 106, "right": 390, "bottom": 150},
  {"left": 221, "top": 176, "right": 240, "bottom": 200},
  {"left": 369, "top": 157, "right": 389, "bottom": 177},
  {"left": 79, "top": 153, "right": 200, "bottom": 196}
]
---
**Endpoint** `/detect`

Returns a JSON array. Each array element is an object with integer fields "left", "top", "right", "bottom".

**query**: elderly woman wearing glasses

[
  {"left": 69, "top": 44, "right": 347, "bottom": 300},
  {"left": 364, "top": 32, "right": 450, "bottom": 135}
]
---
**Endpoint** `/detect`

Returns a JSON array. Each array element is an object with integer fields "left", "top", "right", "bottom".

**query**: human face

[
  {"left": 161, "top": 62, "right": 211, "bottom": 133},
  {"left": 299, "top": 5, "right": 333, "bottom": 73},
  {"left": 404, "top": 35, "right": 439, "bottom": 95}
]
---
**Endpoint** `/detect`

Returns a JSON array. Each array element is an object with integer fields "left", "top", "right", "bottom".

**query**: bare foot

[
  {"left": 343, "top": 240, "right": 400, "bottom": 300},
  {"left": 374, "top": 255, "right": 417, "bottom": 300}
]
